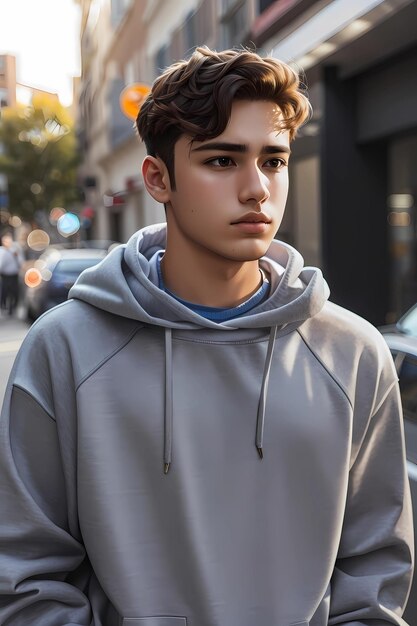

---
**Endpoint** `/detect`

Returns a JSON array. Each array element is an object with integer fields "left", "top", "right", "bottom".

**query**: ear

[{"left": 142, "top": 156, "right": 171, "bottom": 204}]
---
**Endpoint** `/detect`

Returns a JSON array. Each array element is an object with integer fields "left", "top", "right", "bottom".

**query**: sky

[{"left": 0, "top": 0, "right": 81, "bottom": 106}]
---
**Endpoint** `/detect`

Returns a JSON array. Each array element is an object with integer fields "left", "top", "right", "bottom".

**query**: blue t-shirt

[{"left": 156, "top": 253, "right": 270, "bottom": 322}]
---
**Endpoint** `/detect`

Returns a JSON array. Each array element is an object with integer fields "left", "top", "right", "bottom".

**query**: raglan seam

[
  {"left": 297, "top": 327, "right": 353, "bottom": 410},
  {"left": 76, "top": 325, "right": 144, "bottom": 391}
]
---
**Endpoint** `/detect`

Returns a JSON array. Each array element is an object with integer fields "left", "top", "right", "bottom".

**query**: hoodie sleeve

[
  {"left": 0, "top": 347, "right": 93, "bottom": 623},
  {"left": 329, "top": 379, "right": 414, "bottom": 626}
]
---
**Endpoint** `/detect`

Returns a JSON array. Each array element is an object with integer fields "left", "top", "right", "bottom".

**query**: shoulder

[
  {"left": 301, "top": 300, "right": 390, "bottom": 356},
  {"left": 13, "top": 299, "right": 143, "bottom": 396},
  {"left": 299, "top": 301, "right": 396, "bottom": 413}
]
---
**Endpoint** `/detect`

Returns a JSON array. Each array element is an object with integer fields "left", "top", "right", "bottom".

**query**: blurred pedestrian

[
  {"left": 0, "top": 47, "right": 413, "bottom": 626},
  {"left": 0, "top": 232, "right": 23, "bottom": 316}
]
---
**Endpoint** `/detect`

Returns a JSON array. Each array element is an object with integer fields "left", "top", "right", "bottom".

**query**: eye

[
  {"left": 206, "top": 156, "right": 235, "bottom": 167},
  {"left": 264, "top": 157, "right": 287, "bottom": 170}
]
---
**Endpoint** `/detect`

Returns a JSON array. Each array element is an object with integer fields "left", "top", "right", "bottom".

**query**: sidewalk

[
  {"left": 0, "top": 312, "right": 30, "bottom": 402},
  {"left": 0, "top": 312, "right": 30, "bottom": 345}
]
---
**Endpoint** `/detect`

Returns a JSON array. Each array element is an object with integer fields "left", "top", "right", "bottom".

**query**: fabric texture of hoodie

[{"left": 0, "top": 223, "right": 413, "bottom": 626}]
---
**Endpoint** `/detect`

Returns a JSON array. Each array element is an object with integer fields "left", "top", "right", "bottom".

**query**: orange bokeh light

[
  {"left": 49, "top": 207, "right": 66, "bottom": 224},
  {"left": 25, "top": 268, "right": 42, "bottom": 288},
  {"left": 120, "top": 83, "right": 150, "bottom": 120}
]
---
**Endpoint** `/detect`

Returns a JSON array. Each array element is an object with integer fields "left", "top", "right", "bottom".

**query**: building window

[
  {"left": 170, "top": 25, "right": 185, "bottom": 62},
  {"left": 155, "top": 45, "right": 169, "bottom": 74},
  {"left": 0, "top": 88, "right": 8, "bottom": 108},
  {"left": 387, "top": 131, "right": 417, "bottom": 318},
  {"left": 184, "top": 10, "right": 197, "bottom": 56},
  {"left": 110, "top": 0, "right": 132, "bottom": 28},
  {"left": 259, "top": 0, "right": 276, "bottom": 13},
  {"left": 221, "top": 0, "right": 241, "bottom": 15},
  {"left": 108, "top": 78, "right": 135, "bottom": 149},
  {"left": 196, "top": 0, "right": 215, "bottom": 45},
  {"left": 221, "top": 1, "right": 249, "bottom": 48}
]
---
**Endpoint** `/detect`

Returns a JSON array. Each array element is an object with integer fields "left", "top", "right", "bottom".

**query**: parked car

[
  {"left": 25, "top": 247, "right": 107, "bottom": 321},
  {"left": 381, "top": 331, "right": 417, "bottom": 622},
  {"left": 380, "top": 304, "right": 417, "bottom": 338}
]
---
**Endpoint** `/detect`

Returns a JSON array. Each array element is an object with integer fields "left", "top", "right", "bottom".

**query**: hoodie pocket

[
  {"left": 122, "top": 618, "right": 187, "bottom": 626},
  {"left": 290, "top": 621, "right": 309, "bottom": 626}
]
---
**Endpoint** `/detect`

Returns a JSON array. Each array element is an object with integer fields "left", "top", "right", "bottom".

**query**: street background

[{"left": 0, "top": 314, "right": 29, "bottom": 401}]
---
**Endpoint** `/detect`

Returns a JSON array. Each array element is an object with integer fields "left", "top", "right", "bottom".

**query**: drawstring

[
  {"left": 255, "top": 325, "right": 278, "bottom": 459},
  {"left": 164, "top": 328, "right": 173, "bottom": 474},
  {"left": 162, "top": 325, "right": 278, "bottom": 473}
]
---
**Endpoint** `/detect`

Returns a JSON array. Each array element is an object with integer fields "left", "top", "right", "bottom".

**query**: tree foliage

[{"left": 0, "top": 94, "right": 81, "bottom": 222}]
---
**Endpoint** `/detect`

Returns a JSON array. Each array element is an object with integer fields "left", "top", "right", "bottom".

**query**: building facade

[
  {"left": 0, "top": 54, "right": 16, "bottom": 109},
  {"left": 251, "top": 0, "right": 417, "bottom": 326}
]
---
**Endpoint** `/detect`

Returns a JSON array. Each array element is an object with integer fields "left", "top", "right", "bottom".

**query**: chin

[{"left": 224, "top": 243, "right": 272, "bottom": 262}]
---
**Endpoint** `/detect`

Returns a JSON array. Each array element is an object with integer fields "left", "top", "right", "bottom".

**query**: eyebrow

[{"left": 191, "top": 141, "right": 291, "bottom": 155}]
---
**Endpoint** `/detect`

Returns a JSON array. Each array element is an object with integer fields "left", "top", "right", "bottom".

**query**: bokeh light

[
  {"left": 34, "top": 259, "right": 52, "bottom": 280},
  {"left": 34, "top": 259, "right": 47, "bottom": 270},
  {"left": 25, "top": 268, "right": 42, "bottom": 288},
  {"left": 30, "top": 182, "right": 43, "bottom": 195},
  {"left": 9, "top": 215, "right": 22, "bottom": 228},
  {"left": 41, "top": 268, "right": 53, "bottom": 281},
  {"left": 49, "top": 207, "right": 66, "bottom": 225},
  {"left": 27, "top": 229, "right": 50, "bottom": 251},
  {"left": 57, "top": 212, "right": 80, "bottom": 237},
  {"left": 120, "top": 83, "right": 151, "bottom": 120}
]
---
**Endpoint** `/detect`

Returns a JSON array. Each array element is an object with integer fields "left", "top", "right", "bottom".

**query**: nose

[{"left": 238, "top": 163, "right": 270, "bottom": 206}]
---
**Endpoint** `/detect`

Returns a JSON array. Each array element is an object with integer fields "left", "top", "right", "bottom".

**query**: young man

[
  {"left": 0, "top": 232, "right": 24, "bottom": 316},
  {"left": 0, "top": 48, "right": 413, "bottom": 625}
]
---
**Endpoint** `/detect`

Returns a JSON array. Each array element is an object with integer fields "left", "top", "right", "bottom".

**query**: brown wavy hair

[{"left": 137, "top": 47, "right": 311, "bottom": 187}]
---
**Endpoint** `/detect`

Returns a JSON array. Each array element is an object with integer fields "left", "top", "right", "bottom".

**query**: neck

[{"left": 161, "top": 243, "right": 262, "bottom": 308}]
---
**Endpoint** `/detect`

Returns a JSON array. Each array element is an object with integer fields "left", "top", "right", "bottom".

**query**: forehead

[
  {"left": 200, "top": 100, "right": 289, "bottom": 147},
  {"left": 228, "top": 99, "right": 281, "bottom": 125}
]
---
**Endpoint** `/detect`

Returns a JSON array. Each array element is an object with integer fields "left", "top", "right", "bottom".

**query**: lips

[
  {"left": 231, "top": 213, "right": 272, "bottom": 235},
  {"left": 231, "top": 212, "right": 272, "bottom": 225}
]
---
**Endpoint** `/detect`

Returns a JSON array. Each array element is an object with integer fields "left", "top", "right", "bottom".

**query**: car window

[
  {"left": 54, "top": 258, "right": 103, "bottom": 274},
  {"left": 397, "top": 354, "right": 417, "bottom": 465},
  {"left": 389, "top": 349, "right": 406, "bottom": 375},
  {"left": 398, "top": 354, "right": 417, "bottom": 422},
  {"left": 398, "top": 305, "right": 417, "bottom": 336}
]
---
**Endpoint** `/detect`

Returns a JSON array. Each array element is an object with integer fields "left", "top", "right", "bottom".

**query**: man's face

[{"left": 166, "top": 99, "right": 290, "bottom": 263}]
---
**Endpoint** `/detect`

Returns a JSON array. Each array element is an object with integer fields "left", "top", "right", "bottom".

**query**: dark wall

[
  {"left": 321, "top": 67, "right": 388, "bottom": 326},
  {"left": 357, "top": 47, "right": 417, "bottom": 143}
]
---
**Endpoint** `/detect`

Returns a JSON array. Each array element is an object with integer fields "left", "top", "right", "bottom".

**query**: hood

[
  {"left": 70, "top": 223, "right": 330, "bottom": 472},
  {"left": 70, "top": 223, "right": 329, "bottom": 332}
]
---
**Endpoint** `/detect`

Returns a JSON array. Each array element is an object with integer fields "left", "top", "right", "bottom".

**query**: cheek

[
  {"left": 172, "top": 174, "right": 211, "bottom": 210},
  {"left": 271, "top": 175, "right": 289, "bottom": 204},
  {"left": 173, "top": 173, "right": 223, "bottom": 212}
]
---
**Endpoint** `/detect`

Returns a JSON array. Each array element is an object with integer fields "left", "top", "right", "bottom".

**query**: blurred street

[{"left": 0, "top": 315, "right": 29, "bottom": 402}]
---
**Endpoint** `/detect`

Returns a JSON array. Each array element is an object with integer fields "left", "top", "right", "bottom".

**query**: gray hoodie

[{"left": 0, "top": 223, "right": 413, "bottom": 626}]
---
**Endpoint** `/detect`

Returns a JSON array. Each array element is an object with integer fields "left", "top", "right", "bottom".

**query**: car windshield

[
  {"left": 55, "top": 258, "right": 103, "bottom": 274},
  {"left": 398, "top": 305, "right": 417, "bottom": 336}
]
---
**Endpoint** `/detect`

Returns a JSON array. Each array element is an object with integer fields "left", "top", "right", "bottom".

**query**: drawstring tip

[
  {"left": 256, "top": 446, "right": 264, "bottom": 459},
  {"left": 164, "top": 462, "right": 171, "bottom": 474}
]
